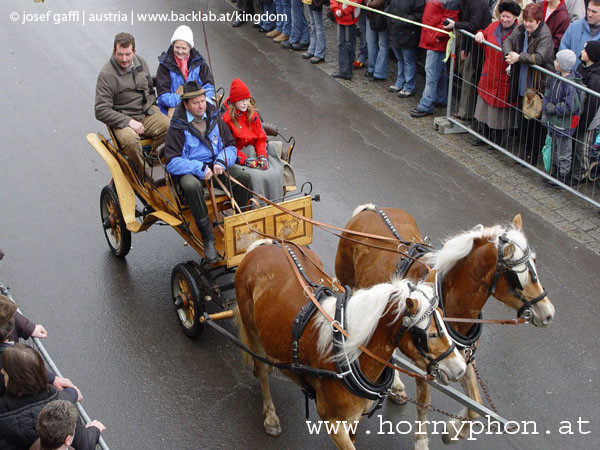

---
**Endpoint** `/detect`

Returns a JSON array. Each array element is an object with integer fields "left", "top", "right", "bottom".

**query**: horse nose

[
  {"left": 455, "top": 367, "right": 465, "bottom": 380},
  {"left": 543, "top": 314, "right": 553, "bottom": 325}
]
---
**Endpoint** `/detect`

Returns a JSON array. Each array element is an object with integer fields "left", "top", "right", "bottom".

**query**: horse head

[
  {"left": 396, "top": 271, "right": 466, "bottom": 385},
  {"left": 487, "top": 215, "right": 555, "bottom": 327}
]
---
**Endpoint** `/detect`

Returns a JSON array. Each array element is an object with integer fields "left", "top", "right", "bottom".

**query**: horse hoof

[
  {"left": 387, "top": 392, "right": 408, "bottom": 405},
  {"left": 441, "top": 431, "right": 458, "bottom": 445},
  {"left": 265, "top": 425, "right": 282, "bottom": 437}
]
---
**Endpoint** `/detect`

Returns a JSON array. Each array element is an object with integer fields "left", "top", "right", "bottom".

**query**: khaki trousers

[{"left": 113, "top": 105, "right": 170, "bottom": 174}]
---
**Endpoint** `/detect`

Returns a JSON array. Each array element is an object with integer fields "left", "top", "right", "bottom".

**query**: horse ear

[
  {"left": 503, "top": 242, "right": 515, "bottom": 260},
  {"left": 406, "top": 297, "right": 419, "bottom": 316},
  {"left": 424, "top": 269, "right": 437, "bottom": 283},
  {"left": 512, "top": 214, "right": 523, "bottom": 231}
]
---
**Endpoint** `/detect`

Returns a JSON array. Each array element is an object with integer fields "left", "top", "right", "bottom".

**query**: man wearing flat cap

[{"left": 163, "top": 81, "right": 252, "bottom": 263}]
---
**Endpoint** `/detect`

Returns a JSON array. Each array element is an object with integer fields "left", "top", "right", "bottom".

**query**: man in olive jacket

[{"left": 95, "top": 32, "right": 169, "bottom": 175}]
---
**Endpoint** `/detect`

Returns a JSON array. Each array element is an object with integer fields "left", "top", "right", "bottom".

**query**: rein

[{"left": 215, "top": 176, "right": 533, "bottom": 327}]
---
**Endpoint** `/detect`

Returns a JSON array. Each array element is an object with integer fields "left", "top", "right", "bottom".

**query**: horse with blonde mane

[
  {"left": 235, "top": 239, "right": 466, "bottom": 449},
  {"left": 334, "top": 205, "right": 555, "bottom": 449}
]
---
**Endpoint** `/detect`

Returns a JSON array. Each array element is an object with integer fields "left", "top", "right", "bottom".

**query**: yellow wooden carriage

[{"left": 87, "top": 126, "right": 314, "bottom": 338}]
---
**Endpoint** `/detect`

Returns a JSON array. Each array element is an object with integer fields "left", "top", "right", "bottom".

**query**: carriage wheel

[
  {"left": 171, "top": 263, "right": 205, "bottom": 339},
  {"left": 100, "top": 184, "right": 131, "bottom": 258},
  {"left": 588, "top": 161, "right": 599, "bottom": 182}
]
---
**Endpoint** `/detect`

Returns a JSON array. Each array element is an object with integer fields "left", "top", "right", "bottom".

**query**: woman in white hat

[{"left": 156, "top": 25, "right": 215, "bottom": 117}]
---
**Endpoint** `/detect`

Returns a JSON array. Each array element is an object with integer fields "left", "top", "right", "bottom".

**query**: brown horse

[
  {"left": 235, "top": 239, "right": 466, "bottom": 449},
  {"left": 335, "top": 204, "right": 555, "bottom": 449}
]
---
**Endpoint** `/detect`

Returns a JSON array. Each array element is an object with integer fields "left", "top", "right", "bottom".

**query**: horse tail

[
  {"left": 246, "top": 238, "right": 275, "bottom": 254},
  {"left": 233, "top": 305, "right": 252, "bottom": 368},
  {"left": 352, "top": 203, "right": 377, "bottom": 217}
]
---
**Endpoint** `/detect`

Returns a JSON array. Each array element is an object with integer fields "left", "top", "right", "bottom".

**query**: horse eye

[{"left": 428, "top": 333, "right": 438, "bottom": 338}]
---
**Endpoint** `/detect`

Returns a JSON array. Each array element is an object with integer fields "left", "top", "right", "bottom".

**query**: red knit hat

[{"left": 229, "top": 78, "right": 251, "bottom": 103}]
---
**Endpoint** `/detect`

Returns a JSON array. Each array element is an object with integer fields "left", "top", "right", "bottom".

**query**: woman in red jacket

[
  {"left": 473, "top": 0, "right": 522, "bottom": 146},
  {"left": 222, "top": 78, "right": 287, "bottom": 201}
]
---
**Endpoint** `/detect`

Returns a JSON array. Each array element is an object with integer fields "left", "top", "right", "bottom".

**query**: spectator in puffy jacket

[
  {"left": 0, "top": 344, "right": 101, "bottom": 450},
  {"left": 385, "top": 0, "right": 425, "bottom": 97},
  {"left": 331, "top": 0, "right": 364, "bottom": 80},
  {"left": 156, "top": 25, "right": 215, "bottom": 118},
  {"left": 542, "top": 49, "right": 582, "bottom": 183},
  {"left": 411, "top": 0, "right": 461, "bottom": 117}
]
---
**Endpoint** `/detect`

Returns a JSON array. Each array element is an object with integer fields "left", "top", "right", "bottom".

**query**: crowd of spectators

[
  {"left": 0, "top": 250, "right": 105, "bottom": 449},
  {"left": 231, "top": 0, "right": 600, "bottom": 186}
]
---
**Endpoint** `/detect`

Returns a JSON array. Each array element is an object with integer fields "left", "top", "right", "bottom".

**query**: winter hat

[
  {"left": 585, "top": 40, "right": 600, "bottom": 64},
  {"left": 229, "top": 78, "right": 252, "bottom": 103},
  {"left": 556, "top": 49, "right": 577, "bottom": 72},
  {"left": 0, "top": 294, "right": 17, "bottom": 326},
  {"left": 171, "top": 25, "right": 194, "bottom": 48},
  {"left": 498, "top": 0, "right": 521, "bottom": 18}
]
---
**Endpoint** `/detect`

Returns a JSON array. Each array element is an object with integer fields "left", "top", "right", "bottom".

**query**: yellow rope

[{"left": 336, "top": 0, "right": 456, "bottom": 62}]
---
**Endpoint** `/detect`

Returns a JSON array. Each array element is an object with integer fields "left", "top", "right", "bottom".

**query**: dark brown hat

[
  {"left": 180, "top": 80, "right": 206, "bottom": 100},
  {"left": 0, "top": 294, "right": 17, "bottom": 326}
]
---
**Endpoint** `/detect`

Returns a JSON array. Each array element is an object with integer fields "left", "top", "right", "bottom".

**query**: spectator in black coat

[
  {"left": 30, "top": 400, "right": 106, "bottom": 450},
  {"left": 0, "top": 344, "right": 102, "bottom": 450},
  {"left": 445, "top": 0, "right": 493, "bottom": 120},
  {"left": 577, "top": 39, "right": 600, "bottom": 125},
  {"left": 385, "top": 0, "right": 426, "bottom": 97}
]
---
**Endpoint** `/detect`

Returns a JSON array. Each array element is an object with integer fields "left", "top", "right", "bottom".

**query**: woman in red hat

[{"left": 223, "top": 78, "right": 293, "bottom": 201}]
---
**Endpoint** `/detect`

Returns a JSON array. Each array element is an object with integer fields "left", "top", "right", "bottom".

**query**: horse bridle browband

[{"left": 490, "top": 233, "right": 548, "bottom": 320}]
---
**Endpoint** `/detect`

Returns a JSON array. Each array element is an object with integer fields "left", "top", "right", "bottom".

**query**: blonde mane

[
  {"left": 313, "top": 279, "right": 435, "bottom": 364},
  {"left": 426, "top": 223, "right": 529, "bottom": 277}
]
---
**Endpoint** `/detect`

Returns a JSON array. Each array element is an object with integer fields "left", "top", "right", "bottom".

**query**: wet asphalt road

[{"left": 0, "top": 0, "right": 599, "bottom": 449}]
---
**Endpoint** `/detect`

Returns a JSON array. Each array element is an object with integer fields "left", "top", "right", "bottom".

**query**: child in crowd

[
  {"left": 542, "top": 49, "right": 582, "bottom": 184},
  {"left": 330, "top": 0, "right": 363, "bottom": 80}
]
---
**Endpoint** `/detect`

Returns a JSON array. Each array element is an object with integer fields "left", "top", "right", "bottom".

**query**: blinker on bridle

[
  {"left": 490, "top": 234, "right": 547, "bottom": 321},
  {"left": 394, "top": 283, "right": 456, "bottom": 378}
]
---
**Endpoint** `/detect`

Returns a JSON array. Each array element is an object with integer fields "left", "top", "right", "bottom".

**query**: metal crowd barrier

[
  {"left": 0, "top": 283, "right": 110, "bottom": 450},
  {"left": 443, "top": 28, "right": 600, "bottom": 209}
]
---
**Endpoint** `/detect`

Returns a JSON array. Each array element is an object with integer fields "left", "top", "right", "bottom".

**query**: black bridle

[
  {"left": 392, "top": 283, "right": 457, "bottom": 378},
  {"left": 490, "top": 234, "right": 548, "bottom": 321}
]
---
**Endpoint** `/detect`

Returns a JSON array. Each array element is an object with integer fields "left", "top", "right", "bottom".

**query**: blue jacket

[
  {"left": 542, "top": 70, "right": 582, "bottom": 135},
  {"left": 156, "top": 46, "right": 215, "bottom": 115},
  {"left": 164, "top": 103, "right": 237, "bottom": 179},
  {"left": 559, "top": 18, "right": 600, "bottom": 65}
]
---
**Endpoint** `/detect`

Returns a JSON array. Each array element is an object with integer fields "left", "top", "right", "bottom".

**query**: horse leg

[
  {"left": 442, "top": 362, "right": 482, "bottom": 443},
  {"left": 235, "top": 304, "right": 282, "bottom": 437},
  {"left": 414, "top": 378, "right": 430, "bottom": 450},
  {"left": 255, "top": 358, "right": 282, "bottom": 437},
  {"left": 388, "top": 370, "right": 408, "bottom": 405}
]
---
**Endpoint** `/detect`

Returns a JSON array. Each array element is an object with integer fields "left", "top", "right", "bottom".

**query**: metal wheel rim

[
  {"left": 174, "top": 275, "right": 195, "bottom": 329},
  {"left": 101, "top": 195, "right": 122, "bottom": 251}
]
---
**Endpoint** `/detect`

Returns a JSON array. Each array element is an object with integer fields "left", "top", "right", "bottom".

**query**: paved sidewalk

[{"left": 237, "top": 6, "right": 600, "bottom": 254}]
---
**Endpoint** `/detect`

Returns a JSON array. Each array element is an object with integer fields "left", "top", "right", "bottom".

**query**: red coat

[
  {"left": 543, "top": 0, "right": 569, "bottom": 52},
  {"left": 477, "top": 21, "right": 517, "bottom": 108},
  {"left": 330, "top": 0, "right": 363, "bottom": 25},
  {"left": 222, "top": 109, "right": 267, "bottom": 165},
  {"left": 419, "top": 0, "right": 460, "bottom": 52}
]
